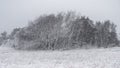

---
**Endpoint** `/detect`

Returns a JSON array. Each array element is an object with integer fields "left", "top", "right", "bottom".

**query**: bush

[{"left": 13, "top": 11, "right": 119, "bottom": 50}]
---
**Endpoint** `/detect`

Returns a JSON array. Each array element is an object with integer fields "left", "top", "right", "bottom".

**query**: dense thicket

[
  {"left": 0, "top": 31, "right": 8, "bottom": 45},
  {"left": 9, "top": 12, "right": 119, "bottom": 50}
]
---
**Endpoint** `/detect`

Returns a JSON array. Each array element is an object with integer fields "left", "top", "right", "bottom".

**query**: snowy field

[{"left": 0, "top": 47, "right": 120, "bottom": 68}]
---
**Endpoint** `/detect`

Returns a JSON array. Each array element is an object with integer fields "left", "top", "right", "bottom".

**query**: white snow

[{"left": 0, "top": 47, "right": 120, "bottom": 68}]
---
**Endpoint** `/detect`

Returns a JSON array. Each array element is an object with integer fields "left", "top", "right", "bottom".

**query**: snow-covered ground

[{"left": 0, "top": 47, "right": 120, "bottom": 68}]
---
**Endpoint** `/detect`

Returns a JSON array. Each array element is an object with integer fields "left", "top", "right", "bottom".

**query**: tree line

[{"left": 0, "top": 11, "right": 119, "bottom": 50}]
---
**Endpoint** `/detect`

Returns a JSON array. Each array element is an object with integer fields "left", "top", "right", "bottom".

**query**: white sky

[{"left": 0, "top": 0, "right": 120, "bottom": 35}]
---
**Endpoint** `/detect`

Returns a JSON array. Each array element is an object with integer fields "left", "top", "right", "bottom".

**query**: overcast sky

[{"left": 0, "top": 0, "right": 120, "bottom": 35}]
